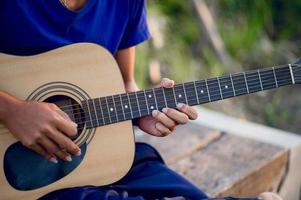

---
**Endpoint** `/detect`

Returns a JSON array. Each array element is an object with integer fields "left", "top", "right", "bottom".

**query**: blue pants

[
  {"left": 40, "top": 143, "right": 258, "bottom": 200},
  {"left": 41, "top": 143, "right": 208, "bottom": 199}
]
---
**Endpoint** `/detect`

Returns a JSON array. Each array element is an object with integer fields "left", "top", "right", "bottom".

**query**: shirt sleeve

[{"left": 118, "top": 0, "right": 151, "bottom": 49}]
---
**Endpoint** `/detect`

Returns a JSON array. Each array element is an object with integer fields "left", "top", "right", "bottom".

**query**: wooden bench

[{"left": 135, "top": 107, "right": 301, "bottom": 199}]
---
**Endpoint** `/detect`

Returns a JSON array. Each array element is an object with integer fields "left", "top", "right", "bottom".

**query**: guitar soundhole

[
  {"left": 3, "top": 95, "right": 88, "bottom": 191},
  {"left": 44, "top": 95, "right": 85, "bottom": 139}
]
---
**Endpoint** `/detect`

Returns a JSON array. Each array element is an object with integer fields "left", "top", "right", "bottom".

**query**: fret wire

[
  {"left": 219, "top": 76, "right": 234, "bottom": 98},
  {"left": 143, "top": 91, "right": 150, "bottom": 114},
  {"left": 107, "top": 96, "right": 118, "bottom": 122},
  {"left": 119, "top": 94, "right": 126, "bottom": 120},
  {"left": 217, "top": 77, "right": 223, "bottom": 99},
  {"left": 134, "top": 92, "right": 141, "bottom": 117},
  {"left": 100, "top": 97, "right": 110, "bottom": 124},
  {"left": 205, "top": 79, "right": 211, "bottom": 102},
  {"left": 183, "top": 82, "right": 198, "bottom": 106},
  {"left": 105, "top": 97, "right": 112, "bottom": 123},
  {"left": 260, "top": 69, "right": 277, "bottom": 89},
  {"left": 289, "top": 64, "right": 295, "bottom": 84},
  {"left": 136, "top": 91, "right": 149, "bottom": 115},
  {"left": 87, "top": 100, "right": 98, "bottom": 127},
  {"left": 126, "top": 93, "right": 133, "bottom": 119},
  {"left": 257, "top": 70, "right": 263, "bottom": 91},
  {"left": 275, "top": 66, "right": 292, "bottom": 86},
  {"left": 272, "top": 67, "right": 279, "bottom": 88},
  {"left": 92, "top": 99, "right": 100, "bottom": 126},
  {"left": 193, "top": 81, "right": 200, "bottom": 104},
  {"left": 152, "top": 88, "right": 158, "bottom": 110},
  {"left": 172, "top": 87, "right": 177, "bottom": 105},
  {"left": 195, "top": 81, "right": 210, "bottom": 103},
  {"left": 121, "top": 94, "right": 131, "bottom": 120},
  {"left": 245, "top": 72, "right": 261, "bottom": 93},
  {"left": 111, "top": 96, "right": 118, "bottom": 121},
  {"left": 243, "top": 72, "right": 250, "bottom": 93},
  {"left": 113, "top": 95, "right": 124, "bottom": 121},
  {"left": 174, "top": 84, "right": 186, "bottom": 104},
  {"left": 182, "top": 83, "right": 188, "bottom": 104},
  {"left": 229, "top": 74, "right": 236, "bottom": 96},
  {"left": 82, "top": 101, "right": 92, "bottom": 128},
  {"left": 97, "top": 98, "right": 105, "bottom": 125},
  {"left": 162, "top": 87, "right": 168, "bottom": 108},
  {"left": 86, "top": 100, "right": 95, "bottom": 127}
]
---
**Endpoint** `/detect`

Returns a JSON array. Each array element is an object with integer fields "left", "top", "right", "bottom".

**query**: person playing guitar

[{"left": 0, "top": 0, "right": 283, "bottom": 200}]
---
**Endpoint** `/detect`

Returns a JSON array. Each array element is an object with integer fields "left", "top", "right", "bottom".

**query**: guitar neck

[{"left": 82, "top": 64, "right": 295, "bottom": 128}]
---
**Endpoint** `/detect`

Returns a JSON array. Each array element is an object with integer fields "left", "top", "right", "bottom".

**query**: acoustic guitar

[{"left": 0, "top": 43, "right": 300, "bottom": 199}]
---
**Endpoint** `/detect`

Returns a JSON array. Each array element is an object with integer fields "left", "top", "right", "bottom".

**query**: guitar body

[{"left": 0, "top": 43, "right": 135, "bottom": 200}]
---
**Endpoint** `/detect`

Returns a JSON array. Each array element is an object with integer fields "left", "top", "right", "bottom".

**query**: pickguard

[{"left": 3, "top": 142, "right": 86, "bottom": 191}]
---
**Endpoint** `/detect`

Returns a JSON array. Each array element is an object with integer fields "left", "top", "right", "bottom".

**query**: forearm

[
  {"left": 115, "top": 46, "right": 136, "bottom": 84},
  {"left": 0, "top": 91, "right": 20, "bottom": 122}
]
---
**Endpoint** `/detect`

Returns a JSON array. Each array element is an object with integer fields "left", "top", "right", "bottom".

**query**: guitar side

[{"left": 0, "top": 43, "right": 135, "bottom": 200}]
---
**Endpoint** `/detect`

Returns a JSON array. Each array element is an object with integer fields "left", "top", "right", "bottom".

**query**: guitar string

[
  {"left": 0, "top": 76, "right": 290, "bottom": 130},
  {"left": 20, "top": 66, "right": 295, "bottom": 126},
  {"left": 55, "top": 74, "right": 293, "bottom": 115},
  {"left": 57, "top": 79, "right": 290, "bottom": 122},
  {"left": 54, "top": 65, "right": 293, "bottom": 111},
  {"left": 57, "top": 73, "right": 294, "bottom": 116},
  {"left": 0, "top": 63, "right": 298, "bottom": 130},
  {"left": 62, "top": 78, "right": 294, "bottom": 126},
  {"left": 55, "top": 68, "right": 293, "bottom": 114}
]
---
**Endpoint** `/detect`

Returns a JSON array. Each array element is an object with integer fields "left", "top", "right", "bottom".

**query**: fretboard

[{"left": 82, "top": 64, "right": 294, "bottom": 128}]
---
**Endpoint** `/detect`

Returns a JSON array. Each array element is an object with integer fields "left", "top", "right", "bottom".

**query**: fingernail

[
  {"left": 162, "top": 78, "right": 169, "bottom": 82},
  {"left": 152, "top": 110, "right": 159, "bottom": 117},
  {"left": 162, "top": 108, "right": 168, "bottom": 113},
  {"left": 65, "top": 155, "right": 72, "bottom": 162},
  {"left": 163, "top": 79, "right": 173, "bottom": 86},
  {"left": 49, "top": 157, "right": 58, "bottom": 164},
  {"left": 72, "top": 122, "right": 78, "bottom": 127},
  {"left": 177, "top": 103, "right": 184, "bottom": 109},
  {"left": 75, "top": 149, "right": 81, "bottom": 156},
  {"left": 163, "top": 79, "right": 170, "bottom": 83}
]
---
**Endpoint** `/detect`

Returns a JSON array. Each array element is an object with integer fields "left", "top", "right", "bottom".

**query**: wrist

[
  {"left": 0, "top": 92, "right": 23, "bottom": 123},
  {"left": 124, "top": 80, "right": 140, "bottom": 92}
]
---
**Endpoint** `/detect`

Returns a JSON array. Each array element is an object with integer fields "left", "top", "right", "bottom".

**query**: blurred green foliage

[{"left": 135, "top": 0, "right": 301, "bottom": 133}]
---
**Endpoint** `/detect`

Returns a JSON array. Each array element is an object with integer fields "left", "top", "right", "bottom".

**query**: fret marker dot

[
  {"left": 225, "top": 85, "right": 228, "bottom": 89},
  {"left": 178, "top": 94, "right": 182, "bottom": 98},
  {"left": 148, "top": 94, "right": 152, "bottom": 98},
  {"left": 201, "top": 90, "right": 204, "bottom": 93},
  {"left": 110, "top": 108, "right": 114, "bottom": 111},
  {"left": 150, "top": 106, "right": 154, "bottom": 109},
  {"left": 124, "top": 105, "right": 128, "bottom": 109}
]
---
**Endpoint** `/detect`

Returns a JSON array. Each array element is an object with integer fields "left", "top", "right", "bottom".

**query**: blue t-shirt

[{"left": 0, "top": 0, "right": 150, "bottom": 55}]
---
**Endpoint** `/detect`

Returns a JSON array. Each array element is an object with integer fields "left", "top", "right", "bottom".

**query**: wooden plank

[
  {"left": 192, "top": 107, "right": 301, "bottom": 148},
  {"left": 135, "top": 122, "right": 221, "bottom": 164},
  {"left": 217, "top": 149, "right": 288, "bottom": 197},
  {"left": 170, "top": 133, "right": 288, "bottom": 197}
]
